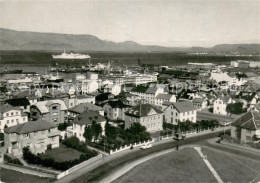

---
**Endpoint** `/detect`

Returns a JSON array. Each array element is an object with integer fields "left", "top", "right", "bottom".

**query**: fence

[
  {"left": 56, "top": 154, "right": 103, "bottom": 179},
  {"left": 160, "top": 127, "right": 224, "bottom": 140},
  {"left": 109, "top": 139, "right": 155, "bottom": 155}
]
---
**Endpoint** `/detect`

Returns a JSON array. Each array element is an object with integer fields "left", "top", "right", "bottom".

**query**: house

[
  {"left": 231, "top": 110, "right": 260, "bottom": 142},
  {"left": 30, "top": 99, "right": 67, "bottom": 124},
  {"left": 192, "top": 97, "right": 208, "bottom": 111},
  {"left": 213, "top": 96, "right": 234, "bottom": 115},
  {"left": 4, "top": 120, "right": 60, "bottom": 156},
  {"left": 125, "top": 103, "right": 164, "bottom": 133},
  {"left": 5, "top": 97, "right": 31, "bottom": 113},
  {"left": 68, "top": 103, "right": 104, "bottom": 118},
  {"left": 236, "top": 92, "right": 258, "bottom": 106},
  {"left": 103, "top": 100, "right": 131, "bottom": 120},
  {"left": 130, "top": 86, "right": 176, "bottom": 106},
  {"left": 66, "top": 110, "right": 106, "bottom": 142},
  {"left": 164, "top": 101, "right": 197, "bottom": 123},
  {"left": 0, "top": 104, "right": 28, "bottom": 133},
  {"left": 13, "top": 91, "right": 38, "bottom": 105}
]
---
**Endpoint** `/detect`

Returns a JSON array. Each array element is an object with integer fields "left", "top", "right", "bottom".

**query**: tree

[
  {"left": 84, "top": 125, "right": 93, "bottom": 142},
  {"left": 126, "top": 123, "right": 146, "bottom": 135},
  {"left": 226, "top": 103, "right": 247, "bottom": 115},
  {"left": 91, "top": 121, "right": 102, "bottom": 141},
  {"left": 105, "top": 122, "right": 118, "bottom": 139}
]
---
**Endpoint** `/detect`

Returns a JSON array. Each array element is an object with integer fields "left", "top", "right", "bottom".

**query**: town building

[
  {"left": 30, "top": 99, "right": 67, "bottom": 124},
  {"left": 125, "top": 103, "right": 164, "bottom": 133},
  {"left": 68, "top": 102, "right": 104, "bottom": 118},
  {"left": 0, "top": 104, "right": 28, "bottom": 132},
  {"left": 103, "top": 100, "right": 131, "bottom": 120},
  {"left": 4, "top": 120, "right": 60, "bottom": 156},
  {"left": 66, "top": 110, "right": 106, "bottom": 142},
  {"left": 192, "top": 97, "right": 208, "bottom": 111},
  {"left": 103, "top": 84, "right": 121, "bottom": 96},
  {"left": 231, "top": 110, "right": 260, "bottom": 142},
  {"left": 163, "top": 101, "right": 197, "bottom": 124}
]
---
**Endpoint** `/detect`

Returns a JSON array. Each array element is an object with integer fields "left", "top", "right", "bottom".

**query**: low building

[
  {"left": 0, "top": 104, "right": 28, "bottom": 132},
  {"left": 4, "top": 120, "right": 60, "bottom": 156},
  {"left": 103, "top": 100, "right": 131, "bottom": 120},
  {"left": 125, "top": 103, "right": 163, "bottom": 133},
  {"left": 30, "top": 99, "right": 67, "bottom": 124},
  {"left": 66, "top": 110, "right": 106, "bottom": 142},
  {"left": 103, "top": 84, "right": 121, "bottom": 96},
  {"left": 231, "top": 110, "right": 260, "bottom": 143},
  {"left": 192, "top": 97, "right": 208, "bottom": 111},
  {"left": 5, "top": 97, "right": 31, "bottom": 113}
]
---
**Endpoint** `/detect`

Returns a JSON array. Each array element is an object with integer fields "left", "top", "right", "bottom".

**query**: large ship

[{"left": 52, "top": 50, "right": 91, "bottom": 59}]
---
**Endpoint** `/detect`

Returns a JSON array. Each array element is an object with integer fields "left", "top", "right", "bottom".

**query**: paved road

[
  {"left": 197, "top": 111, "right": 236, "bottom": 123},
  {"left": 62, "top": 129, "right": 227, "bottom": 183}
]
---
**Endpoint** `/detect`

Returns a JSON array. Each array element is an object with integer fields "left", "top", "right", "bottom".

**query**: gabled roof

[
  {"left": 4, "top": 120, "right": 57, "bottom": 134},
  {"left": 33, "top": 99, "right": 67, "bottom": 114},
  {"left": 5, "top": 98, "right": 30, "bottom": 107},
  {"left": 69, "top": 103, "right": 103, "bottom": 114},
  {"left": 105, "top": 100, "right": 131, "bottom": 109},
  {"left": 125, "top": 103, "right": 163, "bottom": 117},
  {"left": 156, "top": 93, "right": 173, "bottom": 100},
  {"left": 217, "top": 96, "right": 231, "bottom": 103},
  {"left": 232, "top": 110, "right": 260, "bottom": 130},
  {"left": 173, "top": 101, "right": 196, "bottom": 113},
  {"left": 0, "top": 103, "right": 21, "bottom": 113},
  {"left": 162, "top": 101, "right": 175, "bottom": 106},
  {"left": 72, "top": 110, "right": 106, "bottom": 126}
]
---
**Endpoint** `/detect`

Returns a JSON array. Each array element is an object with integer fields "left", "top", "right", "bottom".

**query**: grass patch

[{"left": 39, "top": 144, "right": 83, "bottom": 162}]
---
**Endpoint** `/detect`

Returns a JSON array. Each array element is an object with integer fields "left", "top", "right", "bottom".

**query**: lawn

[
  {"left": 201, "top": 148, "right": 260, "bottom": 183},
  {"left": 40, "top": 144, "right": 83, "bottom": 162},
  {"left": 0, "top": 168, "right": 54, "bottom": 183},
  {"left": 114, "top": 148, "right": 216, "bottom": 183}
]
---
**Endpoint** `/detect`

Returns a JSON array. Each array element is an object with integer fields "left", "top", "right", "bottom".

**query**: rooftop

[
  {"left": 69, "top": 103, "right": 103, "bottom": 114},
  {"left": 232, "top": 110, "right": 260, "bottom": 130},
  {"left": 125, "top": 103, "right": 163, "bottom": 117},
  {"left": 72, "top": 110, "right": 106, "bottom": 126}
]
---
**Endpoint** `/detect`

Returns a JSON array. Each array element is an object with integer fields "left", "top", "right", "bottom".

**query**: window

[
  {"left": 11, "top": 112, "right": 13, "bottom": 116},
  {"left": 16, "top": 112, "right": 18, "bottom": 115},
  {"left": 52, "top": 106, "right": 57, "bottom": 110},
  {"left": 16, "top": 119, "right": 19, "bottom": 123},
  {"left": 6, "top": 113, "right": 9, "bottom": 116},
  {"left": 219, "top": 101, "right": 222, "bottom": 104},
  {"left": 11, "top": 119, "right": 14, "bottom": 123},
  {"left": 7, "top": 120, "right": 9, "bottom": 124},
  {"left": 42, "top": 130, "right": 45, "bottom": 134},
  {"left": 246, "top": 129, "right": 251, "bottom": 133}
]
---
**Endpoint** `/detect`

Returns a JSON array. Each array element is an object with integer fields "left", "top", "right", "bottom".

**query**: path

[{"left": 194, "top": 146, "right": 223, "bottom": 183}]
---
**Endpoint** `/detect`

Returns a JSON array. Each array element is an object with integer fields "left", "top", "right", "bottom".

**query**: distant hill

[{"left": 0, "top": 28, "right": 259, "bottom": 53}]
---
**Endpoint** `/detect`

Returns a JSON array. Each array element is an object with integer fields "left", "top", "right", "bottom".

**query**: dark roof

[
  {"left": 69, "top": 103, "right": 103, "bottom": 114},
  {"left": 14, "top": 90, "right": 37, "bottom": 100},
  {"left": 173, "top": 101, "right": 196, "bottom": 113},
  {"left": 72, "top": 110, "right": 106, "bottom": 126},
  {"left": 96, "top": 92, "right": 113, "bottom": 102},
  {"left": 232, "top": 110, "right": 260, "bottom": 130},
  {"left": 162, "top": 101, "right": 175, "bottom": 106},
  {"left": 5, "top": 98, "right": 30, "bottom": 107},
  {"left": 105, "top": 100, "right": 131, "bottom": 109},
  {"left": 125, "top": 103, "right": 163, "bottom": 117},
  {"left": 0, "top": 103, "right": 21, "bottom": 113},
  {"left": 192, "top": 97, "right": 206, "bottom": 103},
  {"left": 131, "top": 85, "right": 149, "bottom": 93},
  {"left": 4, "top": 120, "right": 56, "bottom": 134},
  {"left": 145, "top": 87, "right": 158, "bottom": 94}
]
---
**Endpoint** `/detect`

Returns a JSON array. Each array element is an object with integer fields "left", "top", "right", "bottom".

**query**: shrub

[
  {"left": 4, "top": 154, "right": 23, "bottom": 166},
  {"left": 0, "top": 133, "right": 4, "bottom": 141}
]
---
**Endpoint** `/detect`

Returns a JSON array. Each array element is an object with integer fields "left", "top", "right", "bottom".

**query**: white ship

[{"left": 52, "top": 50, "right": 91, "bottom": 59}]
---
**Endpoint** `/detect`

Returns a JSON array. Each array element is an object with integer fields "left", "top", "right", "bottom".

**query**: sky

[{"left": 0, "top": 0, "right": 260, "bottom": 47}]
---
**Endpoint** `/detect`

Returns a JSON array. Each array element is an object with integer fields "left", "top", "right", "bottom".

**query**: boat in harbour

[{"left": 52, "top": 50, "right": 91, "bottom": 59}]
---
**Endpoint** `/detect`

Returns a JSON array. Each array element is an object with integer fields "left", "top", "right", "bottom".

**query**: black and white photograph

[{"left": 0, "top": 0, "right": 260, "bottom": 182}]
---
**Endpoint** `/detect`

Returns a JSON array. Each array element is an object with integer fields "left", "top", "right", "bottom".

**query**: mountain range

[{"left": 0, "top": 28, "right": 259, "bottom": 53}]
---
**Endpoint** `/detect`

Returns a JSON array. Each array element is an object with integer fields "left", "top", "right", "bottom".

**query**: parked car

[{"left": 140, "top": 143, "right": 152, "bottom": 150}]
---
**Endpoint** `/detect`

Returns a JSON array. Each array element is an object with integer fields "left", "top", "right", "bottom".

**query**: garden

[
  {"left": 87, "top": 122, "right": 151, "bottom": 152},
  {"left": 22, "top": 136, "right": 98, "bottom": 171}
]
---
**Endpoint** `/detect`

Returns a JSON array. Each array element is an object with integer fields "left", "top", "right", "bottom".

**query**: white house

[
  {"left": 125, "top": 103, "right": 164, "bottom": 133},
  {"left": 0, "top": 104, "right": 28, "bottom": 133},
  {"left": 81, "top": 80, "right": 99, "bottom": 94},
  {"left": 167, "top": 101, "right": 197, "bottom": 123},
  {"left": 213, "top": 96, "right": 234, "bottom": 115},
  {"left": 192, "top": 97, "right": 208, "bottom": 111}
]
